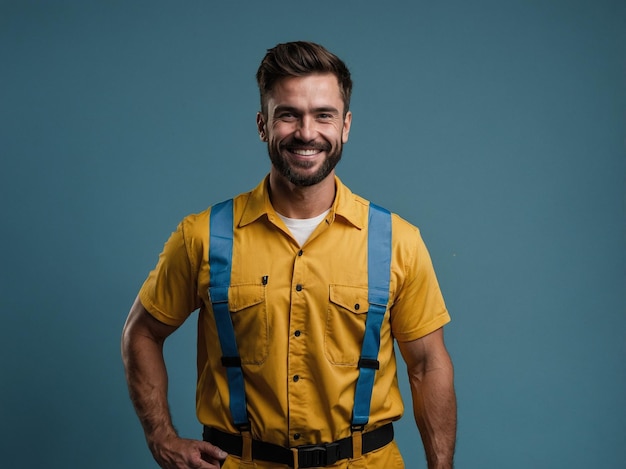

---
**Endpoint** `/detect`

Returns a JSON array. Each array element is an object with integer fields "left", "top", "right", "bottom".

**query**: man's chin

[{"left": 286, "top": 167, "right": 337, "bottom": 187}]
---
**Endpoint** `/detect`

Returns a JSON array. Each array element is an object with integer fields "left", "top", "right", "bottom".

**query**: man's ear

[
  {"left": 342, "top": 111, "right": 352, "bottom": 144},
  {"left": 256, "top": 112, "right": 268, "bottom": 142}
]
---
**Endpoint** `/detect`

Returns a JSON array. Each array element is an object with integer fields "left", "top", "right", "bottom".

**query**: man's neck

[{"left": 268, "top": 171, "right": 336, "bottom": 219}]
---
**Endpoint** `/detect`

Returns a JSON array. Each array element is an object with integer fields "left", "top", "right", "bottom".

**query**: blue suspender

[
  {"left": 352, "top": 203, "right": 392, "bottom": 427},
  {"left": 208, "top": 200, "right": 392, "bottom": 431},
  {"left": 208, "top": 199, "right": 250, "bottom": 429}
]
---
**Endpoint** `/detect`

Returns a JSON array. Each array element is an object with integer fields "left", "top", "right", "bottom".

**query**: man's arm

[
  {"left": 121, "top": 295, "right": 227, "bottom": 469},
  {"left": 397, "top": 327, "right": 456, "bottom": 469}
]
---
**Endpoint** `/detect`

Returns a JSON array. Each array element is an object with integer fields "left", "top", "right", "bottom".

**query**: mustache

[{"left": 280, "top": 138, "right": 331, "bottom": 152}]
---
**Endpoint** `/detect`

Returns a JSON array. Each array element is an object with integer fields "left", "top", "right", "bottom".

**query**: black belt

[{"left": 203, "top": 423, "right": 394, "bottom": 468}]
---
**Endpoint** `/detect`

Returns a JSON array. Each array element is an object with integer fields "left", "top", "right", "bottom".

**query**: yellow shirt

[{"left": 139, "top": 176, "right": 450, "bottom": 466}]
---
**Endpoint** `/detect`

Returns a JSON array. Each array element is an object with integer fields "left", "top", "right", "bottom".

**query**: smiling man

[{"left": 122, "top": 41, "right": 456, "bottom": 469}]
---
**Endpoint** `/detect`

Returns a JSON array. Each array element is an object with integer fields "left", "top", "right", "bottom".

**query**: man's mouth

[
  {"left": 283, "top": 140, "right": 331, "bottom": 157},
  {"left": 290, "top": 148, "right": 322, "bottom": 156}
]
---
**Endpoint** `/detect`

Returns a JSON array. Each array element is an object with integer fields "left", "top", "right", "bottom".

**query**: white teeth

[{"left": 292, "top": 149, "right": 319, "bottom": 156}]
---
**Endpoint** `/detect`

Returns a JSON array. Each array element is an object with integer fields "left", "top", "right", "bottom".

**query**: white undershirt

[{"left": 277, "top": 209, "right": 330, "bottom": 246}]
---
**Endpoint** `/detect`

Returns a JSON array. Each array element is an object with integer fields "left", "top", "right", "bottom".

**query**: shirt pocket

[
  {"left": 228, "top": 283, "right": 268, "bottom": 365},
  {"left": 325, "top": 284, "right": 370, "bottom": 366}
]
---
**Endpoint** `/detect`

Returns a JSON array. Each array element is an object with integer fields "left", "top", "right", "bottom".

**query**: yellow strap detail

[
  {"left": 352, "top": 428, "right": 363, "bottom": 460},
  {"left": 241, "top": 430, "right": 252, "bottom": 463}
]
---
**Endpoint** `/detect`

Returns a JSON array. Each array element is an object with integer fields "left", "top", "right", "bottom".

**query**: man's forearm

[
  {"left": 122, "top": 326, "right": 177, "bottom": 447},
  {"left": 410, "top": 364, "right": 457, "bottom": 469}
]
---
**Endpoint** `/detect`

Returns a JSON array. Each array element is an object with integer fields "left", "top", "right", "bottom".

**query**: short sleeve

[
  {"left": 390, "top": 221, "right": 451, "bottom": 342},
  {"left": 138, "top": 219, "right": 202, "bottom": 326}
]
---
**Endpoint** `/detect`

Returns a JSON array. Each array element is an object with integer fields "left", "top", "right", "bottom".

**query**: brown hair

[{"left": 256, "top": 41, "right": 353, "bottom": 116}]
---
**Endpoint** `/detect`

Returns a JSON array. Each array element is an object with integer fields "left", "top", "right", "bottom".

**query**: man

[{"left": 122, "top": 41, "right": 456, "bottom": 469}]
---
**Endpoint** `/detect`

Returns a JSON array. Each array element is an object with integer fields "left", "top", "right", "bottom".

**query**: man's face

[{"left": 257, "top": 74, "right": 352, "bottom": 187}]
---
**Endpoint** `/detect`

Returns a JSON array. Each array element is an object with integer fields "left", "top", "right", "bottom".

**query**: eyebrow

[{"left": 274, "top": 105, "right": 340, "bottom": 115}]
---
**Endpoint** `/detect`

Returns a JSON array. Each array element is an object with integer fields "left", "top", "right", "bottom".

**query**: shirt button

[
  {"left": 355, "top": 303, "right": 360, "bottom": 310},
  {"left": 294, "top": 433, "right": 301, "bottom": 440},
  {"left": 294, "top": 330, "right": 301, "bottom": 337},
  {"left": 298, "top": 250, "right": 303, "bottom": 256},
  {"left": 295, "top": 284, "right": 303, "bottom": 292},
  {"left": 293, "top": 375, "right": 300, "bottom": 382}
]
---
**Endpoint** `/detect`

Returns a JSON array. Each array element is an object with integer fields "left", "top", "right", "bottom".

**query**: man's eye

[
  {"left": 318, "top": 114, "right": 333, "bottom": 119},
  {"left": 279, "top": 113, "right": 296, "bottom": 120}
]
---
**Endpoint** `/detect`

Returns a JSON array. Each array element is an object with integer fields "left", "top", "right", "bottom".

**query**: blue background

[{"left": 1, "top": 1, "right": 624, "bottom": 467}]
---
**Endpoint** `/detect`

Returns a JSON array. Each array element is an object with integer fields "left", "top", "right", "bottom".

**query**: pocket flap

[
  {"left": 229, "top": 284, "right": 265, "bottom": 312},
  {"left": 329, "top": 285, "right": 369, "bottom": 314}
]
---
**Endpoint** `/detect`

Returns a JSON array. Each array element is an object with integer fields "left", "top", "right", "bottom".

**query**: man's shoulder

[
  {"left": 339, "top": 184, "right": 421, "bottom": 238},
  {"left": 362, "top": 198, "right": 422, "bottom": 242},
  {"left": 348, "top": 193, "right": 420, "bottom": 235},
  {"left": 176, "top": 206, "right": 212, "bottom": 242},
  {"left": 390, "top": 212, "right": 421, "bottom": 246}
]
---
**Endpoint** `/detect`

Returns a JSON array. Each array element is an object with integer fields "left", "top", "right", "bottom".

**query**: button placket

[{"left": 288, "top": 244, "right": 308, "bottom": 438}]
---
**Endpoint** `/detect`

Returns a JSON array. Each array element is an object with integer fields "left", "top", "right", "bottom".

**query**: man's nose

[{"left": 295, "top": 116, "right": 316, "bottom": 142}]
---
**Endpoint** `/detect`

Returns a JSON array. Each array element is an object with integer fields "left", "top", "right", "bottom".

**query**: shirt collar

[{"left": 238, "top": 175, "right": 366, "bottom": 230}]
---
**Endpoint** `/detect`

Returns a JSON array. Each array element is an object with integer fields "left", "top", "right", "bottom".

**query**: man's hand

[{"left": 149, "top": 436, "right": 228, "bottom": 469}]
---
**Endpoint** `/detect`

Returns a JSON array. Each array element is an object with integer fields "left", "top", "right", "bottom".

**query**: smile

[{"left": 290, "top": 149, "right": 322, "bottom": 156}]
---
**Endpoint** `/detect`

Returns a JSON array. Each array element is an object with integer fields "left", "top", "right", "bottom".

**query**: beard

[{"left": 268, "top": 137, "right": 343, "bottom": 187}]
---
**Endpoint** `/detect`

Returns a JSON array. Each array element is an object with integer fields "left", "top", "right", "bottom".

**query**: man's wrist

[
  {"left": 146, "top": 425, "right": 179, "bottom": 449},
  {"left": 427, "top": 455, "right": 454, "bottom": 469}
]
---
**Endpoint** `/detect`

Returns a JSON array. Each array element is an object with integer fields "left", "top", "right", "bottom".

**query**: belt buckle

[{"left": 297, "top": 442, "right": 340, "bottom": 468}]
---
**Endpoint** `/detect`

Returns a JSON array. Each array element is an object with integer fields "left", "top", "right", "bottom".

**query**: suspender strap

[
  {"left": 209, "top": 199, "right": 391, "bottom": 431},
  {"left": 352, "top": 203, "right": 392, "bottom": 427},
  {"left": 208, "top": 199, "right": 250, "bottom": 429}
]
